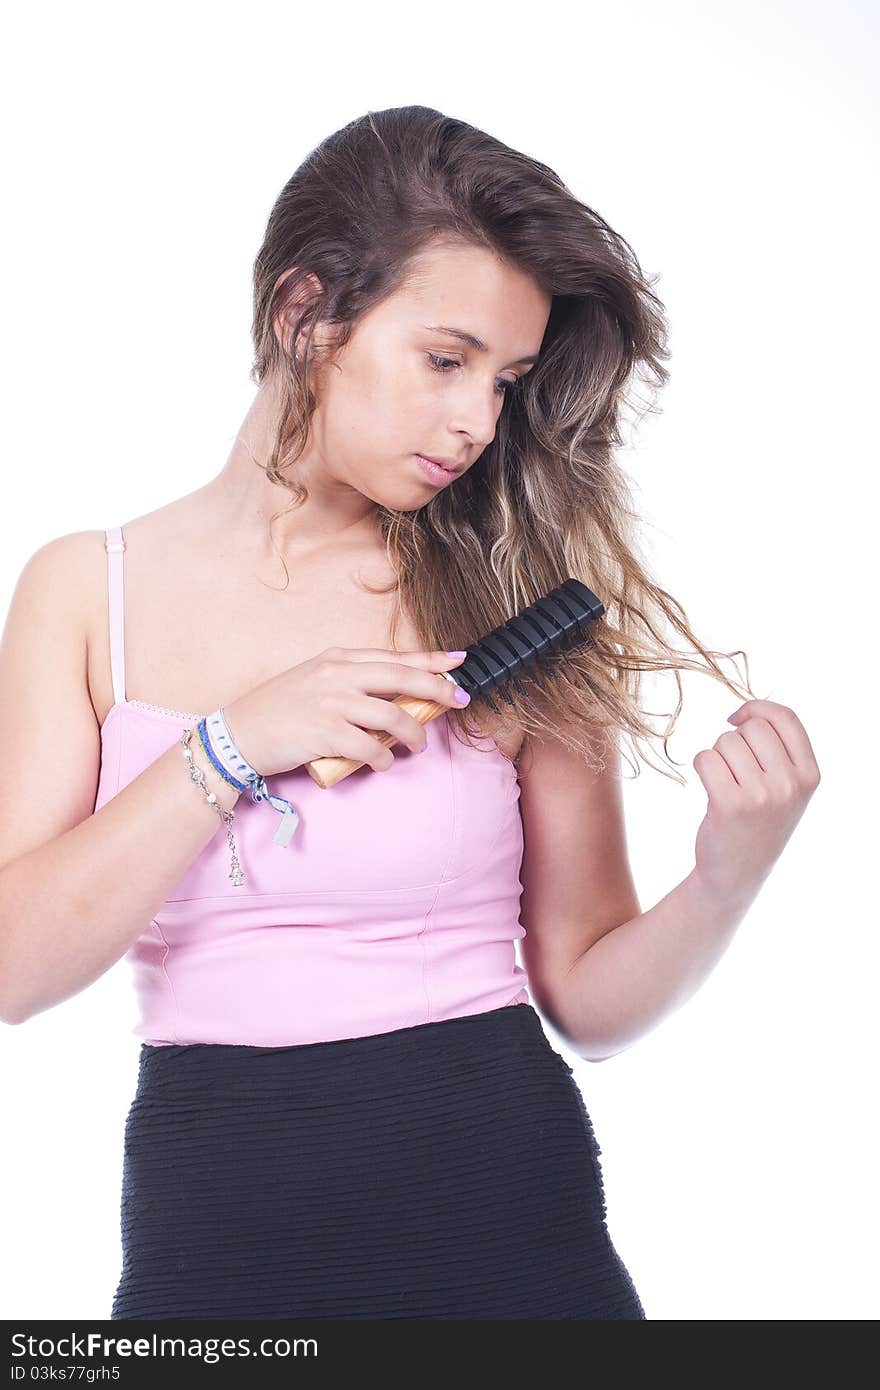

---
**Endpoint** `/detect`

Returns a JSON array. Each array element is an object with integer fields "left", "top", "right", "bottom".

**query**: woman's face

[{"left": 300, "top": 239, "right": 552, "bottom": 513}]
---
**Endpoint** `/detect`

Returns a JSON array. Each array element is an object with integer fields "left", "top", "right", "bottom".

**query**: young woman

[{"left": 0, "top": 105, "right": 820, "bottom": 1320}]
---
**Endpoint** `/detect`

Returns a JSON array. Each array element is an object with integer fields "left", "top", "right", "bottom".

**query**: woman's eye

[{"left": 425, "top": 353, "right": 520, "bottom": 398}]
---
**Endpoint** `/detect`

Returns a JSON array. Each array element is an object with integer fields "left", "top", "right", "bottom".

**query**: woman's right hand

[{"left": 221, "top": 647, "right": 471, "bottom": 778}]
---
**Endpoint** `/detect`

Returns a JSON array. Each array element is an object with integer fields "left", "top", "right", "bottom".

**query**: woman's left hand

[{"left": 691, "top": 699, "right": 821, "bottom": 908}]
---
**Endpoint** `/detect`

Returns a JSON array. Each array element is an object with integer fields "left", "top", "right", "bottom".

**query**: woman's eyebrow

[{"left": 420, "top": 324, "right": 540, "bottom": 367}]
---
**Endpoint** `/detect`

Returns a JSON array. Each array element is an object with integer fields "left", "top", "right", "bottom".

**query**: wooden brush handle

[{"left": 303, "top": 695, "right": 449, "bottom": 789}]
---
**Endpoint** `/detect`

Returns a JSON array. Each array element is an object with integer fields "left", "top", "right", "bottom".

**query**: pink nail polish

[{"left": 454, "top": 687, "right": 471, "bottom": 704}]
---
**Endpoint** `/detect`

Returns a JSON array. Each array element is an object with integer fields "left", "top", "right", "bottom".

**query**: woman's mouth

[{"left": 415, "top": 454, "right": 458, "bottom": 486}]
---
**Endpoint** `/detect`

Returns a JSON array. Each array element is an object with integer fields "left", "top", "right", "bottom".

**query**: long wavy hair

[{"left": 248, "top": 105, "right": 758, "bottom": 783}]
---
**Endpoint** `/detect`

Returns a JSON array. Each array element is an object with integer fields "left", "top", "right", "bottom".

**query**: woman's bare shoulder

[
  {"left": 46, "top": 512, "right": 180, "bottom": 703},
  {"left": 24, "top": 529, "right": 111, "bottom": 611},
  {"left": 0, "top": 532, "right": 108, "bottom": 650}
]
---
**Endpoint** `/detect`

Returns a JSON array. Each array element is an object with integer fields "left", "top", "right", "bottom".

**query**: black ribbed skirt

[{"left": 110, "top": 1002, "right": 645, "bottom": 1320}]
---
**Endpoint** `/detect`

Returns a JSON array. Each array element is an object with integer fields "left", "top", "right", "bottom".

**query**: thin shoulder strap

[{"left": 103, "top": 526, "right": 127, "bottom": 705}]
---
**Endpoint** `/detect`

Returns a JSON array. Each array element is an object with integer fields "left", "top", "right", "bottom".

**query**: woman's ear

[{"left": 271, "top": 266, "right": 326, "bottom": 363}]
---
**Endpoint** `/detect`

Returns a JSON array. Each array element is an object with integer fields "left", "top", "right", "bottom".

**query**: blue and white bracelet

[{"left": 203, "top": 709, "right": 300, "bottom": 847}]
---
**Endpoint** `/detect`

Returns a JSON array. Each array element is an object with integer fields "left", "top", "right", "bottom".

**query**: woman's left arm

[{"left": 522, "top": 700, "right": 821, "bottom": 1062}]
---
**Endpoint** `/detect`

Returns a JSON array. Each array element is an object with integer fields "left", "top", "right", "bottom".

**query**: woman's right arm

[
  {"left": 0, "top": 534, "right": 471, "bottom": 1026},
  {"left": 0, "top": 534, "right": 241, "bottom": 1026}
]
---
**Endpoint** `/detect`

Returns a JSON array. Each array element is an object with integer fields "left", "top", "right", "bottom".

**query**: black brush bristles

[{"left": 446, "top": 579, "right": 605, "bottom": 715}]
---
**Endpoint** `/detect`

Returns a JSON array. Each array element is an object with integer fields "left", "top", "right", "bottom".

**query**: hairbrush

[{"left": 304, "top": 577, "right": 605, "bottom": 789}]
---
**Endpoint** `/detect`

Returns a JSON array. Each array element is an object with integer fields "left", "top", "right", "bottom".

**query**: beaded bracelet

[{"left": 180, "top": 725, "right": 245, "bottom": 887}]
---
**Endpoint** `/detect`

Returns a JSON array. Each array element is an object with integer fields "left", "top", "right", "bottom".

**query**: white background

[{"left": 1, "top": 0, "right": 876, "bottom": 1322}]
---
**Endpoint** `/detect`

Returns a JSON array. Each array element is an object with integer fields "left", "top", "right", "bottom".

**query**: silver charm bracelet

[{"left": 180, "top": 725, "right": 246, "bottom": 887}]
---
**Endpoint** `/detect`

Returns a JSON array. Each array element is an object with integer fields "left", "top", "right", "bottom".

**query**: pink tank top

[{"left": 94, "top": 526, "right": 531, "bottom": 1047}]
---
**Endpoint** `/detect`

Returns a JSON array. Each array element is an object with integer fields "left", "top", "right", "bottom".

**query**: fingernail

[
  {"left": 727, "top": 713, "right": 738, "bottom": 723},
  {"left": 454, "top": 687, "right": 471, "bottom": 704},
  {"left": 446, "top": 650, "right": 467, "bottom": 658}
]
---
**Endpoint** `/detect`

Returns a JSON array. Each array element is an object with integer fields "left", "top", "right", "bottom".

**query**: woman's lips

[{"left": 415, "top": 454, "right": 458, "bottom": 486}]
